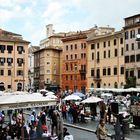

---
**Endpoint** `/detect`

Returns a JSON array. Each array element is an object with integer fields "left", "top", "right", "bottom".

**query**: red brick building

[{"left": 62, "top": 32, "right": 87, "bottom": 93}]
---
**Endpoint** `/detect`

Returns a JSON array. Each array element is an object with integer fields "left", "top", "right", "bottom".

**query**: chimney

[{"left": 46, "top": 24, "right": 53, "bottom": 38}]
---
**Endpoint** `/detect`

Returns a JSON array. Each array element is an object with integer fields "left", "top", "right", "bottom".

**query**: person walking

[{"left": 96, "top": 119, "right": 108, "bottom": 140}]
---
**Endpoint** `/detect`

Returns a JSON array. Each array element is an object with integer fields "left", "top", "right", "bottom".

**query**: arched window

[
  {"left": 104, "top": 83, "right": 106, "bottom": 88},
  {"left": 0, "top": 82, "right": 5, "bottom": 91},
  {"left": 17, "top": 83, "right": 22, "bottom": 91},
  {"left": 91, "top": 83, "right": 94, "bottom": 87},
  {"left": 120, "top": 82, "right": 124, "bottom": 88}
]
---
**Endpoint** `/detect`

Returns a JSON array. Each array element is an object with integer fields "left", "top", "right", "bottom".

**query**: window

[
  {"left": 136, "top": 54, "right": 140, "bottom": 62},
  {"left": 114, "top": 39, "right": 116, "bottom": 45},
  {"left": 17, "top": 46, "right": 24, "bottom": 54},
  {"left": 75, "top": 44, "right": 77, "bottom": 49},
  {"left": 120, "top": 38, "right": 123, "bottom": 44},
  {"left": 91, "top": 44, "right": 95, "bottom": 49},
  {"left": 0, "top": 45, "right": 5, "bottom": 53},
  {"left": 108, "top": 41, "right": 110, "bottom": 47},
  {"left": 130, "top": 30, "right": 135, "bottom": 38},
  {"left": 108, "top": 68, "right": 111, "bottom": 75},
  {"left": 8, "top": 70, "right": 11, "bottom": 76},
  {"left": 126, "top": 44, "right": 129, "bottom": 51},
  {"left": 84, "top": 43, "right": 86, "bottom": 48},
  {"left": 71, "top": 55, "right": 73, "bottom": 59},
  {"left": 47, "top": 62, "right": 50, "bottom": 65},
  {"left": 104, "top": 51, "right": 106, "bottom": 58},
  {"left": 130, "top": 55, "right": 135, "bottom": 62},
  {"left": 7, "top": 45, "right": 13, "bottom": 53},
  {"left": 91, "top": 69, "right": 94, "bottom": 76},
  {"left": 8, "top": 85, "right": 11, "bottom": 89},
  {"left": 17, "top": 58, "right": 23, "bottom": 66},
  {"left": 66, "top": 45, "right": 68, "bottom": 50},
  {"left": 84, "top": 53, "right": 86, "bottom": 58},
  {"left": 75, "top": 54, "right": 77, "bottom": 59},
  {"left": 125, "top": 31, "right": 129, "bottom": 40},
  {"left": 103, "top": 42, "right": 106, "bottom": 48},
  {"left": 0, "top": 57, "right": 5, "bottom": 66},
  {"left": 97, "top": 43, "right": 100, "bottom": 49},
  {"left": 131, "top": 43, "right": 134, "bottom": 51},
  {"left": 81, "top": 53, "right": 83, "bottom": 59},
  {"left": 138, "top": 42, "right": 140, "bottom": 49},
  {"left": 66, "top": 55, "right": 68, "bottom": 60},
  {"left": 120, "top": 67, "right": 124, "bottom": 75},
  {"left": 92, "top": 53, "right": 94, "bottom": 60},
  {"left": 103, "top": 68, "right": 106, "bottom": 76},
  {"left": 70, "top": 75, "right": 73, "bottom": 80},
  {"left": 17, "top": 70, "right": 23, "bottom": 76},
  {"left": 138, "top": 28, "right": 140, "bottom": 34},
  {"left": 70, "top": 45, "right": 73, "bottom": 50},
  {"left": 97, "top": 52, "right": 100, "bottom": 61},
  {"left": 130, "top": 70, "right": 134, "bottom": 77},
  {"left": 108, "top": 50, "right": 110, "bottom": 58},
  {"left": 121, "top": 48, "right": 124, "bottom": 56},
  {"left": 81, "top": 43, "right": 83, "bottom": 49},
  {"left": 115, "top": 49, "right": 118, "bottom": 57},
  {"left": 7, "top": 58, "right": 13, "bottom": 66},
  {"left": 125, "top": 56, "right": 129, "bottom": 63},
  {"left": 138, "top": 70, "right": 140, "bottom": 79},
  {"left": 47, "top": 70, "right": 50, "bottom": 73},
  {"left": 114, "top": 67, "right": 117, "bottom": 75},
  {"left": 66, "top": 63, "right": 68, "bottom": 71},
  {"left": 66, "top": 75, "right": 68, "bottom": 80},
  {"left": 125, "top": 70, "right": 129, "bottom": 79},
  {"left": 0, "top": 70, "right": 4, "bottom": 75}
]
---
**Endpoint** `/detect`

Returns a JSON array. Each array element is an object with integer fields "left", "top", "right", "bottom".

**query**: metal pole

[{"left": 23, "top": 51, "right": 25, "bottom": 91}]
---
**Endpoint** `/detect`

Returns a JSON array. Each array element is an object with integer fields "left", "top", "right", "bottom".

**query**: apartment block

[
  {"left": 124, "top": 14, "right": 140, "bottom": 87},
  {"left": 87, "top": 30, "right": 125, "bottom": 89},
  {"left": 0, "top": 29, "right": 30, "bottom": 91}
]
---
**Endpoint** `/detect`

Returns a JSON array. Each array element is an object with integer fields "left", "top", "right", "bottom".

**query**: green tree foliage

[{"left": 124, "top": 76, "right": 136, "bottom": 88}]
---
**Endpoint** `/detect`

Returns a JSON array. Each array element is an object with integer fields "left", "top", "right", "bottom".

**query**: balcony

[
  {"left": 93, "top": 76, "right": 101, "bottom": 81},
  {"left": 79, "top": 69, "right": 86, "bottom": 74}
]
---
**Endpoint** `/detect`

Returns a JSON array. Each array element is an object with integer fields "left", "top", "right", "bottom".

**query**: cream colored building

[
  {"left": 0, "top": 29, "right": 30, "bottom": 91},
  {"left": 34, "top": 46, "right": 62, "bottom": 90},
  {"left": 87, "top": 30, "right": 125, "bottom": 89}
]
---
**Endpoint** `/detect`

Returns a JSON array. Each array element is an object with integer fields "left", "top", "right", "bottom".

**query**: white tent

[
  {"left": 46, "top": 91, "right": 55, "bottom": 96},
  {"left": 82, "top": 96, "right": 103, "bottom": 103},
  {"left": 0, "top": 92, "right": 56, "bottom": 110},
  {"left": 63, "top": 94, "right": 82, "bottom": 101}
]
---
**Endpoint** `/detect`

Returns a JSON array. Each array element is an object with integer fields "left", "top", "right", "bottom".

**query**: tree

[{"left": 124, "top": 76, "right": 136, "bottom": 89}]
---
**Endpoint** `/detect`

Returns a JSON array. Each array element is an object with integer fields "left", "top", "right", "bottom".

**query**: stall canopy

[
  {"left": 0, "top": 92, "right": 56, "bottom": 110},
  {"left": 82, "top": 96, "right": 103, "bottom": 103},
  {"left": 63, "top": 94, "right": 82, "bottom": 101}
]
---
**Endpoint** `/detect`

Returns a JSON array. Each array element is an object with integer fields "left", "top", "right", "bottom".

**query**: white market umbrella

[
  {"left": 73, "top": 92, "right": 85, "bottom": 97},
  {"left": 46, "top": 94, "right": 57, "bottom": 99},
  {"left": 46, "top": 91, "right": 55, "bottom": 96},
  {"left": 82, "top": 96, "right": 103, "bottom": 103},
  {"left": 63, "top": 94, "right": 82, "bottom": 101},
  {"left": 40, "top": 89, "right": 48, "bottom": 92}
]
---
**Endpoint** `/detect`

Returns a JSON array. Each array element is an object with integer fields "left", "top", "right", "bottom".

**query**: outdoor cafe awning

[{"left": 0, "top": 92, "right": 57, "bottom": 110}]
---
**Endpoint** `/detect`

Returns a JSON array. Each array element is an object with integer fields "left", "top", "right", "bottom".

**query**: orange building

[{"left": 62, "top": 32, "right": 88, "bottom": 93}]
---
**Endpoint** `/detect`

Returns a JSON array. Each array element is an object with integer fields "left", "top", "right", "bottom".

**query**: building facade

[
  {"left": 87, "top": 31, "right": 125, "bottom": 89},
  {"left": 34, "top": 47, "right": 62, "bottom": 90},
  {"left": 124, "top": 14, "right": 140, "bottom": 87},
  {"left": 61, "top": 26, "right": 115, "bottom": 93},
  {"left": 0, "top": 29, "right": 30, "bottom": 91}
]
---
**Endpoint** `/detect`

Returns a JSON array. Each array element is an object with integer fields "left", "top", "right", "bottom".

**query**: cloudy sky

[{"left": 0, "top": 0, "right": 140, "bottom": 45}]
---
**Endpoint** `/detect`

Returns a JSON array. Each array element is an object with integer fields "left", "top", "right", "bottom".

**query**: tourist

[{"left": 96, "top": 119, "right": 108, "bottom": 140}]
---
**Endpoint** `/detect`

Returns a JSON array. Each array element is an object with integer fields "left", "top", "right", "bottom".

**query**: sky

[{"left": 0, "top": 0, "right": 140, "bottom": 45}]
